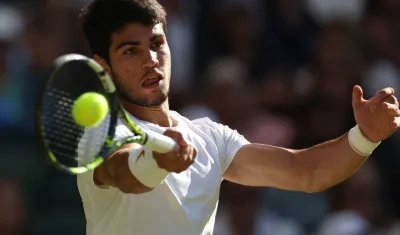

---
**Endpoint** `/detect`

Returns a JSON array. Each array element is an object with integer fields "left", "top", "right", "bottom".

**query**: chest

[
  {"left": 166, "top": 128, "right": 222, "bottom": 203},
  {"left": 133, "top": 118, "right": 224, "bottom": 208},
  {"left": 137, "top": 120, "right": 223, "bottom": 203},
  {"left": 162, "top": 130, "right": 222, "bottom": 231}
]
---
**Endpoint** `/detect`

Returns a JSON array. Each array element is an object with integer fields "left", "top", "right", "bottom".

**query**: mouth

[{"left": 141, "top": 72, "right": 163, "bottom": 89}]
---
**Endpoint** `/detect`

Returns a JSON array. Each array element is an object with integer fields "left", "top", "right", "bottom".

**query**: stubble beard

[
  {"left": 112, "top": 72, "right": 169, "bottom": 107},
  {"left": 128, "top": 89, "right": 169, "bottom": 107}
]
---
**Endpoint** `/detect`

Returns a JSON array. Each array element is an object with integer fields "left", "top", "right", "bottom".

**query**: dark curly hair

[{"left": 80, "top": 0, "right": 167, "bottom": 62}]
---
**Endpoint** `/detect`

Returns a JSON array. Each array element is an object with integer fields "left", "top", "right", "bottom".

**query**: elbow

[
  {"left": 303, "top": 183, "right": 329, "bottom": 194},
  {"left": 118, "top": 185, "right": 153, "bottom": 194},
  {"left": 301, "top": 171, "right": 330, "bottom": 194},
  {"left": 96, "top": 170, "right": 153, "bottom": 194},
  {"left": 295, "top": 152, "right": 330, "bottom": 194},
  {"left": 114, "top": 176, "right": 154, "bottom": 195}
]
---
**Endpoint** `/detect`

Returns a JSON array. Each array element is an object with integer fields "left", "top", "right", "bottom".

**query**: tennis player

[{"left": 77, "top": 0, "right": 400, "bottom": 234}]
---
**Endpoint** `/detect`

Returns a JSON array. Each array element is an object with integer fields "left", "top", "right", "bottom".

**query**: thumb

[{"left": 352, "top": 85, "right": 365, "bottom": 107}]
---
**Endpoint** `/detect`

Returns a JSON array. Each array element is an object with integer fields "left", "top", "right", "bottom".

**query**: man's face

[{"left": 107, "top": 23, "right": 171, "bottom": 107}]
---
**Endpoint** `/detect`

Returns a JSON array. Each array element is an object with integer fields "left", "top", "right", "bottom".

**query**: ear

[{"left": 94, "top": 55, "right": 111, "bottom": 75}]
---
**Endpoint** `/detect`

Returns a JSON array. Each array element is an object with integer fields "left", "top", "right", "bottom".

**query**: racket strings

[{"left": 42, "top": 86, "right": 110, "bottom": 166}]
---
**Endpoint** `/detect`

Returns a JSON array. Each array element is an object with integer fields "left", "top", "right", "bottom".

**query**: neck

[{"left": 120, "top": 99, "right": 176, "bottom": 127}]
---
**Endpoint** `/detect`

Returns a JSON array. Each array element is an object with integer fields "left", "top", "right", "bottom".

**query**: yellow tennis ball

[{"left": 72, "top": 92, "right": 109, "bottom": 127}]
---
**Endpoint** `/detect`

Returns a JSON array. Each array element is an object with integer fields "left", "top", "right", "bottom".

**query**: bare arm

[
  {"left": 224, "top": 86, "right": 400, "bottom": 193},
  {"left": 92, "top": 129, "right": 196, "bottom": 194},
  {"left": 223, "top": 133, "right": 368, "bottom": 193},
  {"left": 93, "top": 143, "right": 153, "bottom": 194}
]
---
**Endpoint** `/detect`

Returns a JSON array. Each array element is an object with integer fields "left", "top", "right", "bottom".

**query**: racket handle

[{"left": 144, "top": 130, "right": 178, "bottom": 153}]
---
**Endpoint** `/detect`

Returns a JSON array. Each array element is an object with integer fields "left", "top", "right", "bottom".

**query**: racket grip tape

[{"left": 144, "top": 130, "right": 178, "bottom": 153}]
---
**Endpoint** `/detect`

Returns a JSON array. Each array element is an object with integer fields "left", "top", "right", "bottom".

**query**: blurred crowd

[{"left": 0, "top": 0, "right": 399, "bottom": 234}]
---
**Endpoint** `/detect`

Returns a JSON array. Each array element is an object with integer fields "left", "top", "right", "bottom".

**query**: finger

[
  {"left": 192, "top": 146, "right": 198, "bottom": 160},
  {"left": 352, "top": 85, "right": 365, "bottom": 107},
  {"left": 183, "top": 145, "right": 196, "bottom": 167},
  {"left": 163, "top": 129, "right": 188, "bottom": 147},
  {"left": 179, "top": 145, "right": 190, "bottom": 160},
  {"left": 383, "top": 95, "right": 399, "bottom": 107},
  {"left": 171, "top": 146, "right": 192, "bottom": 172},
  {"left": 383, "top": 102, "right": 400, "bottom": 116},
  {"left": 372, "top": 87, "right": 395, "bottom": 104},
  {"left": 390, "top": 117, "right": 400, "bottom": 130}
]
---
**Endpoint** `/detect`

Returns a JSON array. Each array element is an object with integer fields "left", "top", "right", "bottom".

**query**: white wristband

[
  {"left": 128, "top": 146, "right": 169, "bottom": 188},
  {"left": 348, "top": 125, "right": 381, "bottom": 156}
]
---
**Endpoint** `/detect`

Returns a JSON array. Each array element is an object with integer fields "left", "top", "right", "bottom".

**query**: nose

[{"left": 142, "top": 50, "right": 159, "bottom": 69}]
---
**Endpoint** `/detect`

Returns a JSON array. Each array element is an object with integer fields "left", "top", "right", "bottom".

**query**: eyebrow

[{"left": 115, "top": 34, "right": 165, "bottom": 51}]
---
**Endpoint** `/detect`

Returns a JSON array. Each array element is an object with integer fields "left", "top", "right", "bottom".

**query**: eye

[
  {"left": 123, "top": 47, "right": 138, "bottom": 55},
  {"left": 151, "top": 41, "right": 163, "bottom": 50}
]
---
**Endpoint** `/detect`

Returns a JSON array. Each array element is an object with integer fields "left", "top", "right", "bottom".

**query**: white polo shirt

[{"left": 77, "top": 111, "right": 249, "bottom": 235}]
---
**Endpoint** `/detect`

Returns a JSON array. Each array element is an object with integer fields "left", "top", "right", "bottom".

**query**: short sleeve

[
  {"left": 193, "top": 118, "right": 250, "bottom": 173},
  {"left": 220, "top": 124, "right": 250, "bottom": 172}
]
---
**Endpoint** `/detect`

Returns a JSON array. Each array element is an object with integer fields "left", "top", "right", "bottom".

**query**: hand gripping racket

[{"left": 36, "top": 53, "right": 177, "bottom": 174}]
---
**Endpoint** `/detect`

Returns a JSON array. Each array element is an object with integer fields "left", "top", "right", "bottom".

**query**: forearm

[
  {"left": 296, "top": 133, "right": 368, "bottom": 192},
  {"left": 225, "top": 127, "right": 377, "bottom": 192},
  {"left": 94, "top": 144, "right": 155, "bottom": 194}
]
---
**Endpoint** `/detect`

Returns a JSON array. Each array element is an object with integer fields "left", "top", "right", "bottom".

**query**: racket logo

[{"left": 136, "top": 149, "right": 146, "bottom": 163}]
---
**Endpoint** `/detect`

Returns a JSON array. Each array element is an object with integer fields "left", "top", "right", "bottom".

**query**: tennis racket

[{"left": 36, "top": 53, "right": 177, "bottom": 174}]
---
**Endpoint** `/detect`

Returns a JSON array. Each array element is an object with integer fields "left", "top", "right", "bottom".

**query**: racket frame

[
  {"left": 36, "top": 54, "right": 118, "bottom": 174},
  {"left": 37, "top": 53, "right": 177, "bottom": 175}
]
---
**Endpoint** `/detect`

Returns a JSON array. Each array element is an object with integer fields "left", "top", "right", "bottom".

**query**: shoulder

[
  {"left": 172, "top": 110, "right": 221, "bottom": 129},
  {"left": 172, "top": 111, "right": 225, "bottom": 135},
  {"left": 172, "top": 111, "right": 246, "bottom": 147},
  {"left": 192, "top": 117, "right": 220, "bottom": 129},
  {"left": 191, "top": 117, "right": 234, "bottom": 139}
]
